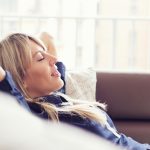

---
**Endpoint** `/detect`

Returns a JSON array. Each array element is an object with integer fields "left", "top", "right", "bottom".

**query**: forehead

[{"left": 28, "top": 40, "right": 45, "bottom": 55}]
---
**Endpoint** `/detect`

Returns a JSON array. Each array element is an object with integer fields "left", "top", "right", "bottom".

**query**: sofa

[{"left": 96, "top": 71, "right": 150, "bottom": 143}]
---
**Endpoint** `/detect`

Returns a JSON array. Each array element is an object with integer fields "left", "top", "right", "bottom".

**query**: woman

[{"left": 0, "top": 32, "right": 149, "bottom": 150}]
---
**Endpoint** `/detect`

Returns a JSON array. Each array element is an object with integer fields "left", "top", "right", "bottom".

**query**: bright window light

[{"left": 0, "top": 0, "right": 150, "bottom": 72}]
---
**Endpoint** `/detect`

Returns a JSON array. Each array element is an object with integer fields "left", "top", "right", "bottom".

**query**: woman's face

[{"left": 23, "top": 40, "right": 64, "bottom": 98}]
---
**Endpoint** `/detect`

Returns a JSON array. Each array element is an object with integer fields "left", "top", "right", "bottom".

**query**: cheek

[
  {"left": 25, "top": 66, "right": 51, "bottom": 86},
  {"left": 34, "top": 68, "right": 51, "bottom": 83},
  {"left": 24, "top": 71, "right": 51, "bottom": 94},
  {"left": 33, "top": 63, "right": 50, "bottom": 77}
]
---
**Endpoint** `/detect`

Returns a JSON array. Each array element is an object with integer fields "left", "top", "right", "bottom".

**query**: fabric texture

[{"left": 65, "top": 68, "right": 97, "bottom": 102}]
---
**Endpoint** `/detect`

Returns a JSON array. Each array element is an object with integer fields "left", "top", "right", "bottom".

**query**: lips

[{"left": 51, "top": 69, "right": 61, "bottom": 77}]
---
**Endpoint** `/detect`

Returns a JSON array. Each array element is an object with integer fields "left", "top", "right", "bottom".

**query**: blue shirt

[{"left": 0, "top": 62, "right": 150, "bottom": 150}]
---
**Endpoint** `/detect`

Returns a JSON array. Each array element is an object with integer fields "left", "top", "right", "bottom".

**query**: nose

[{"left": 47, "top": 54, "right": 57, "bottom": 66}]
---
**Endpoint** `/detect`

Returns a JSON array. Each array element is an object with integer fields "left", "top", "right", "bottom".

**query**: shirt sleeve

[
  {"left": 56, "top": 61, "right": 66, "bottom": 94},
  {"left": 0, "top": 71, "right": 31, "bottom": 111}
]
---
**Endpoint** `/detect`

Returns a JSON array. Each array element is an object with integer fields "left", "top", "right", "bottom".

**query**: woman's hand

[
  {"left": 38, "top": 32, "right": 57, "bottom": 57},
  {"left": 0, "top": 66, "right": 6, "bottom": 81}
]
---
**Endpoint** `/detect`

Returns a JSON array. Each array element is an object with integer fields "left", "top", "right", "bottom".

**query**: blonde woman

[{"left": 0, "top": 32, "right": 149, "bottom": 150}]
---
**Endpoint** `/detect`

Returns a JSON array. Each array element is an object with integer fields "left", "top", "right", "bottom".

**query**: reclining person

[{"left": 0, "top": 32, "right": 150, "bottom": 150}]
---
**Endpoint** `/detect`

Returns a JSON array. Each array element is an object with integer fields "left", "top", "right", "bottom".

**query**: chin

[
  {"left": 59, "top": 81, "right": 65, "bottom": 90},
  {"left": 52, "top": 80, "right": 64, "bottom": 92}
]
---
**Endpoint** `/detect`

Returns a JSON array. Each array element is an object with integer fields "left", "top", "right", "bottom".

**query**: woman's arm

[
  {"left": 62, "top": 111, "right": 150, "bottom": 150},
  {"left": 38, "top": 32, "right": 57, "bottom": 57},
  {"left": 0, "top": 67, "right": 30, "bottom": 111},
  {"left": 0, "top": 66, "right": 12, "bottom": 92},
  {"left": 0, "top": 66, "right": 6, "bottom": 82}
]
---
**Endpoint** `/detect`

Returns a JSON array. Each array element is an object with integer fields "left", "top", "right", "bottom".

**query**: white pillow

[{"left": 66, "top": 68, "right": 97, "bottom": 102}]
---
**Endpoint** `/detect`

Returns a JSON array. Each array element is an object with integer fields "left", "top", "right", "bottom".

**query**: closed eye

[
  {"left": 38, "top": 57, "right": 45, "bottom": 61},
  {"left": 35, "top": 52, "right": 45, "bottom": 61}
]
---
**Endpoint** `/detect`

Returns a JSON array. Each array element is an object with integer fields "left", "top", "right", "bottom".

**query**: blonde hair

[{"left": 0, "top": 33, "right": 107, "bottom": 125}]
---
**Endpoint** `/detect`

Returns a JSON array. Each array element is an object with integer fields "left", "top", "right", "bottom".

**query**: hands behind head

[
  {"left": 0, "top": 66, "right": 6, "bottom": 81},
  {"left": 38, "top": 32, "right": 58, "bottom": 57}
]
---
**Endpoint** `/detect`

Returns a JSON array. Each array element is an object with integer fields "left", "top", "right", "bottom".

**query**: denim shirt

[{"left": 0, "top": 62, "right": 150, "bottom": 150}]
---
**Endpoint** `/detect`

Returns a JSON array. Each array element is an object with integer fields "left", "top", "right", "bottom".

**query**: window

[{"left": 0, "top": 0, "right": 150, "bottom": 71}]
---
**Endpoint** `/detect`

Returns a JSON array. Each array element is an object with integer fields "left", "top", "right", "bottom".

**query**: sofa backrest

[{"left": 96, "top": 72, "right": 150, "bottom": 120}]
